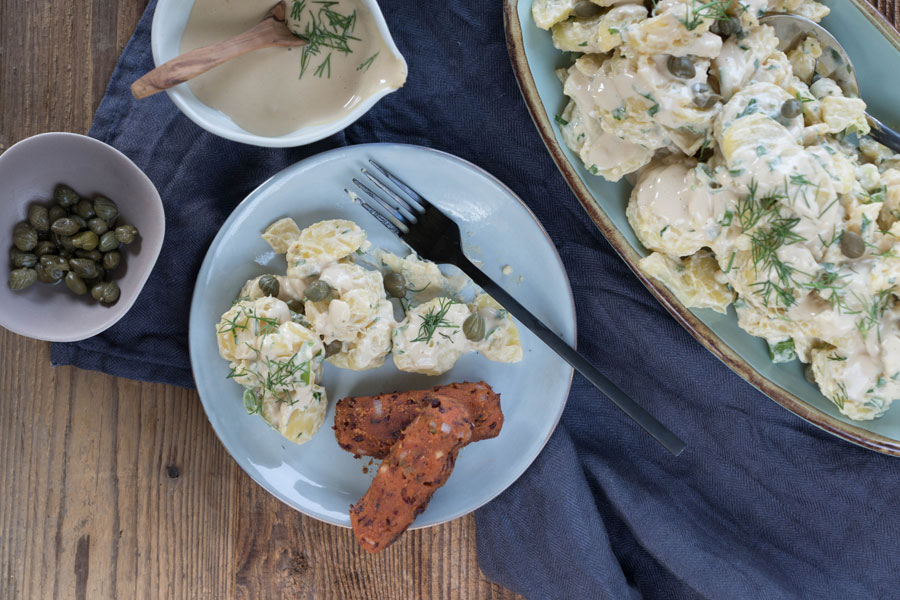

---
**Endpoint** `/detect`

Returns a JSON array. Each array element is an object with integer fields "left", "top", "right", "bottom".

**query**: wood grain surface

[{"left": 1, "top": 2, "right": 898, "bottom": 599}]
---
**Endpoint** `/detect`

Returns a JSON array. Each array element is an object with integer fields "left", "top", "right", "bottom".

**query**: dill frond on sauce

[{"left": 291, "top": 0, "right": 360, "bottom": 79}]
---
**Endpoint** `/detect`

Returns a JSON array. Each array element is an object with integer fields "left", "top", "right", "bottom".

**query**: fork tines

[{"left": 347, "top": 160, "right": 428, "bottom": 236}]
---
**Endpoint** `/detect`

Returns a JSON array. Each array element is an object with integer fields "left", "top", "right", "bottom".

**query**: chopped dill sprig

[
  {"left": 676, "top": 0, "right": 734, "bottom": 31},
  {"left": 292, "top": 0, "right": 360, "bottom": 80},
  {"left": 412, "top": 298, "right": 459, "bottom": 343},
  {"left": 357, "top": 52, "right": 379, "bottom": 72}
]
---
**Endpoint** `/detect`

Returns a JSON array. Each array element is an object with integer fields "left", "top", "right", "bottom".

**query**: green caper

[
  {"left": 101, "top": 251, "right": 121, "bottom": 270},
  {"left": 324, "top": 340, "right": 343, "bottom": 358},
  {"left": 691, "top": 82, "right": 720, "bottom": 109},
  {"left": 9, "top": 268, "right": 37, "bottom": 291},
  {"left": 72, "top": 231, "right": 99, "bottom": 251},
  {"left": 28, "top": 205, "right": 50, "bottom": 232},
  {"left": 35, "top": 262, "right": 58, "bottom": 284},
  {"left": 98, "top": 231, "right": 120, "bottom": 252},
  {"left": 781, "top": 98, "right": 802, "bottom": 119},
  {"left": 91, "top": 281, "right": 120, "bottom": 304},
  {"left": 34, "top": 241, "right": 57, "bottom": 257},
  {"left": 87, "top": 218, "right": 108, "bottom": 236},
  {"left": 305, "top": 279, "right": 332, "bottom": 302},
  {"left": 69, "top": 258, "right": 101, "bottom": 279},
  {"left": 463, "top": 313, "right": 486, "bottom": 342},
  {"left": 54, "top": 184, "right": 80, "bottom": 207},
  {"left": 76, "top": 249, "right": 103, "bottom": 261},
  {"left": 64, "top": 272, "right": 87, "bottom": 295},
  {"left": 40, "top": 254, "right": 69, "bottom": 278},
  {"left": 114, "top": 225, "right": 138, "bottom": 245},
  {"left": 712, "top": 16, "right": 742, "bottom": 37},
  {"left": 48, "top": 205, "right": 67, "bottom": 224},
  {"left": 73, "top": 199, "right": 95, "bottom": 219},
  {"left": 572, "top": 0, "right": 603, "bottom": 18},
  {"left": 840, "top": 230, "right": 865, "bottom": 259},
  {"left": 667, "top": 55, "right": 696, "bottom": 79},
  {"left": 383, "top": 272, "right": 408, "bottom": 298},
  {"left": 13, "top": 222, "right": 38, "bottom": 251},
  {"left": 59, "top": 235, "right": 77, "bottom": 254},
  {"left": 71, "top": 215, "right": 87, "bottom": 229},
  {"left": 10, "top": 248, "right": 38, "bottom": 268},
  {"left": 258, "top": 274, "right": 280, "bottom": 297},
  {"left": 286, "top": 298, "right": 305, "bottom": 314},
  {"left": 93, "top": 196, "right": 118, "bottom": 223},
  {"left": 51, "top": 217, "right": 81, "bottom": 236}
]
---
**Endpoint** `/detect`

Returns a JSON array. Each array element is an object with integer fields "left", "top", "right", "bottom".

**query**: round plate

[{"left": 189, "top": 144, "right": 576, "bottom": 527}]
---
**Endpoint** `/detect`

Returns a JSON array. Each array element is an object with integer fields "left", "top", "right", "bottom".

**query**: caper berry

[
  {"left": 34, "top": 241, "right": 57, "bottom": 257},
  {"left": 840, "top": 230, "right": 865, "bottom": 259},
  {"left": 28, "top": 205, "right": 50, "bottom": 232},
  {"left": 73, "top": 199, "right": 95, "bottom": 219},
  {"left": 305, "top": 279, "right": 332, "bottom": 302},
  {"left": 256, "top": 274, "right": 280, "bottom": 298},
  {"left": 324, "top": 340, "right": 343, "bottom": 358},
  {"left": 98, "top": 231, "right": 120, "bottom": 252},
  {"left": 51, "top": 217, "right": 81, "bottom": 236},
  {"left": 87, "top": 218, "right": 108, "bottom": 236},
  {"left": 13, "top": 222, "right": 38, "bottom": 251},
  {"left": 667, "top": 55, "right": 696, "bottom": 79},
  {"left": 48, "top": 205, "right": 67, "bottom": 224},
  {"left": 93, "top": 196, "right": 118, "bottom": 224},
  {"left": 781, "top": 98, "right": 802, "bottom": 119},
  {"left": 691, "top": 82, "right": 720, "bottom": 109},
  {"left": 54, "top": 184, "right": 80, "bottom": 207},
  {"left": 463, "top": 313, "right": 486, "bottom": 342},
  {"left": 64, "top": 272, "right": 87, "bottom": 295},
  {"left": 69, "top": 258, "right": 101, "bottom": 279},
  {"left": 10, "top": 248, "right": 38, "bottom": 268},
  {"left": 9, "top": 268, "right": 37, "bottom": 291},
  {"left": 76, "top": 249, "right": 103, "bottom": 261},
  {"left": 72, "top": 231, "right": 99, "bottom": 251},
  {"left": 383, "top": 272, "right": 408, "bottom": 298},
  {"left": 91, "top": 281, "right": 120, "bottom": 304},
  {"left": 114, "top": 225, "right": 138, "bottom": 245},
  {"left": 712, "top": 16, "right": 741, "bottom": 38},
  {"left": 101, "top": 251, "right": 120, "bottom": 270}
]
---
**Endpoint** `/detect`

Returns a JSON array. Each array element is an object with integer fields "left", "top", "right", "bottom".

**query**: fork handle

[
  {"left": 457, "top": 259, "right": 686, "bottom": 456},
  {"left": 867, "top": 113, "right": 900, "bottom": 155}
]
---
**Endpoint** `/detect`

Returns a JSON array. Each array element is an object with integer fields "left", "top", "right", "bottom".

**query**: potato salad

[
  {"left": 536, "top": 0, "right": 900, "bottom": 420},
  {"left": 216, "top": 218, "right": 523, "bottom": 444}
]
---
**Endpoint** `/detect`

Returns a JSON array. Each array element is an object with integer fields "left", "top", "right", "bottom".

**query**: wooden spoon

[{"left": 131, "top": 1, "right": 306, "bottom": 100}]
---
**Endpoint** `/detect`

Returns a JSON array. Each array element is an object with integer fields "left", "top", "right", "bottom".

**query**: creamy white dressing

[{"left": 180, "top": 0, "right": 406, "bottom": 136}]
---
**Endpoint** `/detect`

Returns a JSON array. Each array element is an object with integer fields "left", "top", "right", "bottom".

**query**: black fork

[{"left": 349, "top": 160, "right": 686, "bottom": 456}]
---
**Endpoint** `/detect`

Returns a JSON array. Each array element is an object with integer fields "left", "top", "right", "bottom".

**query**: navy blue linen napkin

[{"left": 51, "top": 1, "right": 900, "bottom": 598}]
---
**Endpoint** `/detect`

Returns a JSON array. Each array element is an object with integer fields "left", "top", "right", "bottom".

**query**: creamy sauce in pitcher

[{"left": 180, "top": 0, "right": 406, "bottom": 137}]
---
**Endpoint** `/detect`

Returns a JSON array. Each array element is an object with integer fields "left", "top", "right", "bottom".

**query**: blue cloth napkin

[{"left": 52, "top": 1, "right": 900, "bottom": 598}]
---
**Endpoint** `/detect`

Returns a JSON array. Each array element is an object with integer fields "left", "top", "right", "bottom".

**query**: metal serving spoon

[{"left": 760, "top": 13, "right": 900, "bottom": 153}]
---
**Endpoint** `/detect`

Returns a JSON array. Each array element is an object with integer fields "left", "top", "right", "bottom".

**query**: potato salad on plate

[
  {"left": 215, "top": 218, "right": 523, "bottom": 444},
  {"left": 535, "top": 0, "right": 900, "bottom": 421}
]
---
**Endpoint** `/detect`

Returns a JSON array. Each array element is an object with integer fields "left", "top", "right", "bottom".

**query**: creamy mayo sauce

[{"left": 180, "top": 0, "right": 406, "bottom": 136}]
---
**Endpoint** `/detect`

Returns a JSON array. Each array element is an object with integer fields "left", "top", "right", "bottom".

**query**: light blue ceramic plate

[
  {"left": 189, "top": 144, "right": 575, "bottom": 527},
  {"left": 505, "top": 1, "right": 900, "bottom": 454}
]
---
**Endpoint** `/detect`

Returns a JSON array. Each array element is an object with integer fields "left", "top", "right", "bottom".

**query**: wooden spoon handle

[{"left": 130, "top": 14, "right": 305, "bottom": 100}]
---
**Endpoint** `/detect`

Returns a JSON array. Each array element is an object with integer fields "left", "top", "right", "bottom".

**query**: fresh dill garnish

[
  {"left": 357, "top": 52, "right": 379, "bottom": 71},
  {"left": 832, "top": 383, "right": 848, "bottom": 410},
  {"left": 292, "top": 0, "right": 359, "bottom": 80},
  {"left": 639, "top": 92, "right": 660, "bottom": 116},
  {"left": 855, "top": 287, "right": 895, "bottom": 341},
  {"left": 736, "top": 98, "right": 759, "bottom": 119},
  {"left": 676, "top": 0, "right": 733, "bottom": 31},
  {"left": 412, "top": 298, "right": 459, "bottom": 343}
]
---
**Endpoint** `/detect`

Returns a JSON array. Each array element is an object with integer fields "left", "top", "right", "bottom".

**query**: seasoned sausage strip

[
  {"left": 334, "top": 381, "right": 502, "bottom": 458},
  {"left": 350, "top": 396, "right": 473, "bottom": 553}
]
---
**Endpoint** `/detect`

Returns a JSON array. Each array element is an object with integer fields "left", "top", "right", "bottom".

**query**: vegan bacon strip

[
  {"left": 350, "top": 396, "right": 473, "bottom": 553},
  {"left": 334, "top": 381, "right": 502, "bottom": 458}
]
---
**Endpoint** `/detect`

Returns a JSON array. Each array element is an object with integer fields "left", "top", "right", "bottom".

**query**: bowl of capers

[{"left": 0, "top": 132, "right": 164, "bottom": 342}]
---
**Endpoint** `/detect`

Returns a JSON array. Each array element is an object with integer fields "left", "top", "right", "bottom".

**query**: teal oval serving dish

[{"left": 504, "top": 0, "right": 900, "bottom": 455}]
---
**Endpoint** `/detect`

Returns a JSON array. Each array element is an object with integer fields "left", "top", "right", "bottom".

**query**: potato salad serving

[
  {"left": 215, "top": 218, "right": 523, "bottom": 445},
  {"left": 536, "top": 0, "right": 900, "bottom": 421}
]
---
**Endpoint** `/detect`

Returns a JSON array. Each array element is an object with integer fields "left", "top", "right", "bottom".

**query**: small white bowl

[
  {"left": 0, "top": 133, "right": 165, "bottom": 342},
  {"left": 151, "top": 0, "right": 407, "bottom": 147}
]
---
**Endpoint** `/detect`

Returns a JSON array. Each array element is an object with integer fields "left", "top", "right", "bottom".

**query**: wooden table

[{"left": 1, "top": 1, "right": 898, "bottom": 598}]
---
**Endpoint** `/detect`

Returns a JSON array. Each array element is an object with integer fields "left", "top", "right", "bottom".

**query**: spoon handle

[
  {"left": 130, "top": 12, "right": 305, "bottom": 100},
  {"left": 867, "top": 113, "right": 900, "bottom": 155}
]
